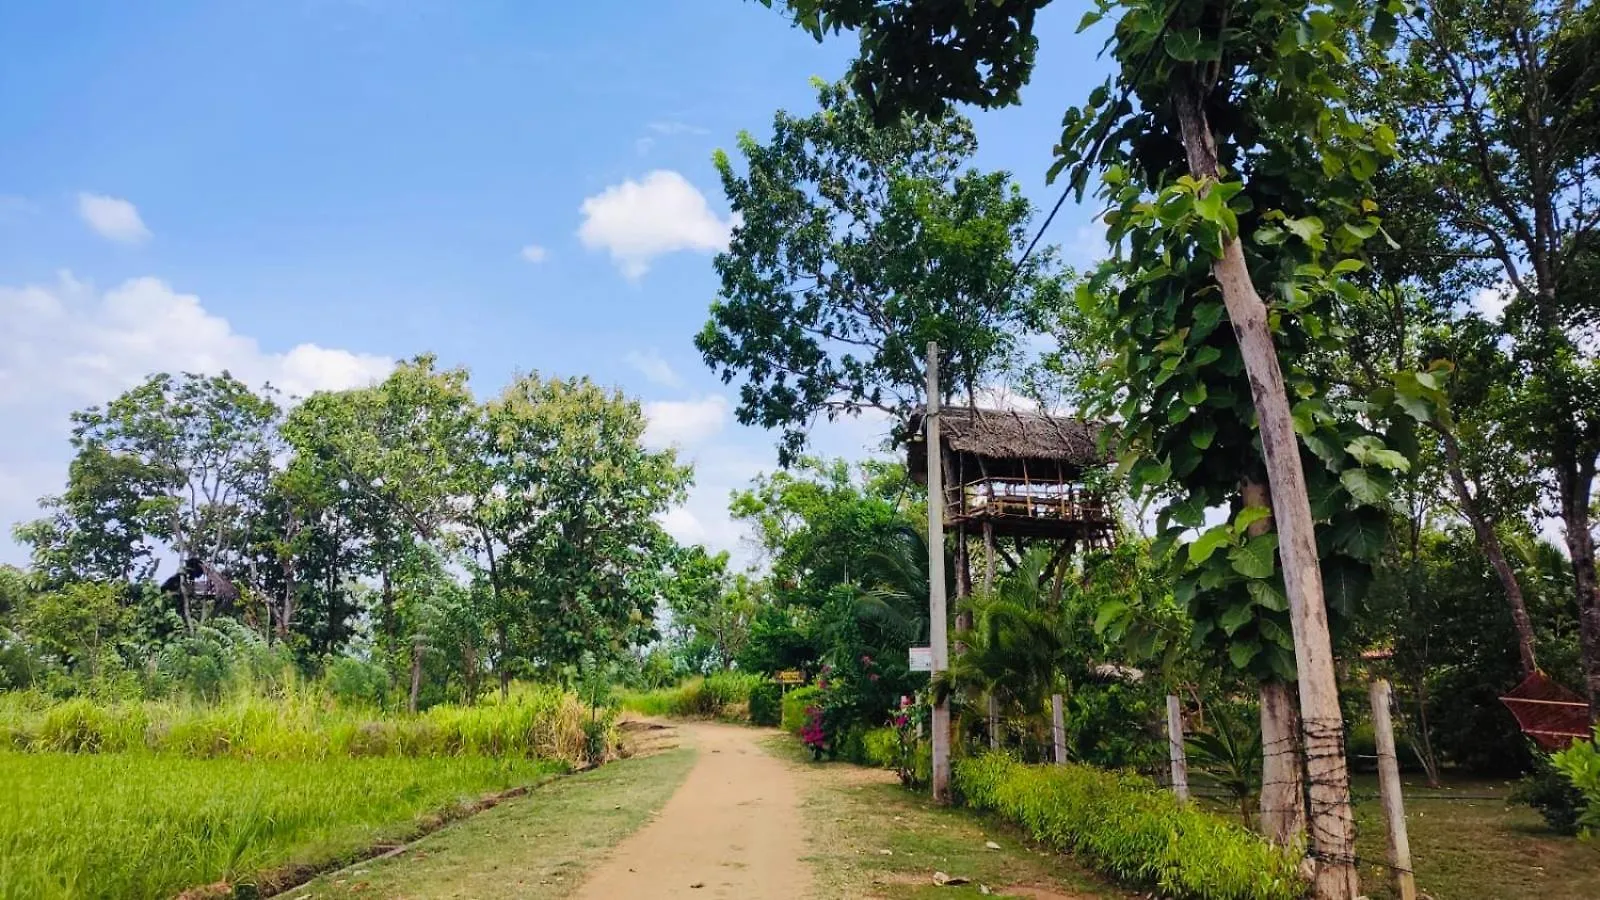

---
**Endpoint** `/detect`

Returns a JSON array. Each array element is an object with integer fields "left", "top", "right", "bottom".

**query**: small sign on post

[
  {"left": 774, "top": 670, "right": 805, "bottom": 686},
  {"left": 908, "top": 646, "right": 933, "bottom": 673}
]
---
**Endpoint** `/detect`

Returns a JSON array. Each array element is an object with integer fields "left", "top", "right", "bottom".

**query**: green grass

[
  {"left": 0, "top": 751, "right": 563, "bottom": 900},
  {"left": 764, "top": 736, "right": 1129, "bottom": 899},
  {"left": 615, "top": 672, "right": 763, "bottom": 720},
  {"left": 295, "top": 746, "right": 698, "bottom": 899},
  {"left": 0, "top": 684, "right": 599, "bottom": 766},
  {"left": 1346, "top": 773, "right": 1600, "bottom": 900}
]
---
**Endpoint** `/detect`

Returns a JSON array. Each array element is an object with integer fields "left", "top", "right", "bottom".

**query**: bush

[
  {"left": 860, "top": 726, "right": 900, "bottom": 768},
  {"left": 616, "top": 672, "right": 763, "bottom": 720},
  {"left": 323, "top": 656, "right": 390, "bottom": 708},
  {"left": 1550, "top": 731, "right": 1600, "bottom": 836},
  {"left": 955, "top": 753, "right": 1306, "bottom": 900},
  {"left": 748, "top": 681, "right": 782, "bottom": 726},
  {"left": 1513, "top": 752, "right": 1589, "bottom": 835},
  {"left": 781, "top": 686, "right": 821, "bottom": 734}
]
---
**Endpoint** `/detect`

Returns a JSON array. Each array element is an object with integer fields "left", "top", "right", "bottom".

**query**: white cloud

[
  {"left": 577, "top": 170, "right": 736, "bottom": 279},
  {"left": 0, "top": 272, "right": 394, "bottom": 560},
  {"left": 626, "top": 349, "right": 683, "bottom": 389},
  {"left": 519, "top": 243, "right": 548, "bottom": 264},
  {"left": 642, "top": 395, "right": 729, "bottom": 450},
  {"left": 77, "top": 193, "right": 151, "bottom": 244}
]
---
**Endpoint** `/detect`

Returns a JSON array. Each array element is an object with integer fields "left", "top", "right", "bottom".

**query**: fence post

[
  {"left": 1166, "top": 694, "right": 1189, "bottom": 801},
  {"left": 1051, "top": 692, "right": 1067, "bottom": 764},
  {"left": 1369, "top": 679, "right": 1416, "bottom": 900}
]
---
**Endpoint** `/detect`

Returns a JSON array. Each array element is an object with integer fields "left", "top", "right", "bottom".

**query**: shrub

[
  {"left": 1550, "top": 731, "right": 1600, "bottom": 836},
  {"left": 748, "top": 680, "right": 782, "bottom": 726},
  {"left": 324, "top": 656, "right": 390, "bottom": 708},
  {"left": 616, "top": 672, "right": 763, "bottom": 720},
  {"left": 860, "top": 726, "right": 900, "bottom": 768},
  {"left": 1513, "top": 752, "right": 1589, "bottom": 836},
  {"left": 781, "top": 686, "right": 821, "bottom": 734},
  {"left": 955, "top": 753, "right": 1306, "bottom": 900}
]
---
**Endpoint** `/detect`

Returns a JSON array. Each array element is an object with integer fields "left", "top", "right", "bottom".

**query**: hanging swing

[{"left": 1498, "top": 672, "right": 1592, "bottom": 750}]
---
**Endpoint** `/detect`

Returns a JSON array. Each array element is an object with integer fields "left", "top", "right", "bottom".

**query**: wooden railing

[{"left": 947, "top": 477, "right": 1110, "bottom": 523}]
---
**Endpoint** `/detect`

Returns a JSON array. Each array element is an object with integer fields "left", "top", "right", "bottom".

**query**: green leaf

[
  {"left": 1233, "top": 505, "right": 1272, "bottom": 534},
  {"left": 1229, "top": 533, "right": 1280, "bottom": 579},
  {"left": 1189, "top": 420, "right": 1216, "bottom": 449},
  {"left": 1182, "top": 382, "right": 1208, "bottom": 405},
  {"left": 1329, "top": 510, "right": 1388, "bottom": 560},
  {"left": 1246, "top": 578, "right": 1289, "bottom": 612},
  {"left": 1094, "top": 600, "right": 1129, "bottom": 634},
  {"left": 1229, "top": 640, "right": 1262, "bottom": 670},
  {"left": 1164, "top": 29, "right": 1206, "bottom": 62},
  {"left": 1339, "top": 467, "right": 1393, "bottom": 505},
  {"left": 1076, "top": 10, "right": 1103, "bottom": 32},
  {"left": 1188, "top": 525, "right": 1235, "bottom": 566},
  {"left": 1220, "top": 601, "right": 1255, "bottom": 636}
]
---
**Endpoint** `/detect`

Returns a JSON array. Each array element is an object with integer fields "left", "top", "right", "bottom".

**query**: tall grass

[
  {"left": 0, "top": 681, "right": 600, "bottom": 767},
  {"left": 0, "top": 751, "right": 560, "bottom": 900},
  {"left": 616, "top": 672, "right": 764, "bottom": 719}
]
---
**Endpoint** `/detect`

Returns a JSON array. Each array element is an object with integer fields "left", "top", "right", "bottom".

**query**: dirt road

[{"left": 573, "top": 721, "right": 811, "bottom": 900}]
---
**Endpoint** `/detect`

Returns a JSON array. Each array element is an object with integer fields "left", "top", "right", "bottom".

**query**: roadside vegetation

[{"left": 0, "top": 752, "right": 559, "bottom": 900}]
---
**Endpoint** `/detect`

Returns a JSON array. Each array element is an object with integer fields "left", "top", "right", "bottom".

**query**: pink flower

[
  {"left": 869, "top": 673, "right": 880, "bottom": 681},
  {"left": 900, "top": 695, "right": 912, "bottom": 708}
]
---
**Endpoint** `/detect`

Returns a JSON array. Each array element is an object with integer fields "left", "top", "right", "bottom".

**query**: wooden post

[
  {"left": 926, "top": 342, "right": 952, "bottom": 804},
  {"left": 982, "top": 520, "right": 996, "bottom": 591},
  {"left": 1052, "top": 693, "right": 1067, "bottom": 764},
  {"left": 1167, "top": 694, "right": 1190, "bottom": 801},
  {"left": 1370, "top": 679, "right": 1417, "bottom": 900}
]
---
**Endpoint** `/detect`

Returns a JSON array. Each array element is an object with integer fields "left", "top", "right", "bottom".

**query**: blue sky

[{"left": 0, "top": 0, "right": 1115, "bottom": 566}]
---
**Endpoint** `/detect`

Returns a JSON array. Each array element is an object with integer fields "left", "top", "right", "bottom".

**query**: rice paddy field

[
  {"left": 0, "top": 751, "right": 562, "bottom": 900},
  {"left": 0, "top": 686, "right": 601, "bottom": 899}
]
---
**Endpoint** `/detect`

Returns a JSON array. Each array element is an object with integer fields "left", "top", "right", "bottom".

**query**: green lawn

[
  {"left": 765, "top": 737, "right": 1132, "bottom": 900},
  {"left": 295, "top": 746, "right": 697, "bottom": 899},
  {"left": 0, "top": 751, "right": 562, "bottom": 900},
  {"left": 1347, "top": 773, "right": 1600, "bottom": 900}
]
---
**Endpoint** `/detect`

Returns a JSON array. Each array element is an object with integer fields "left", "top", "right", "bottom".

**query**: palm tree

[{"left": 936, "top": 547, "right": 1075, "bottom": 757}]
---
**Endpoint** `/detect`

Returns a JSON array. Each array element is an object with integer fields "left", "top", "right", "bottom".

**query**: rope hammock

[{"left": 1498, "top": 672, "right": 1592, "bottom": 750}]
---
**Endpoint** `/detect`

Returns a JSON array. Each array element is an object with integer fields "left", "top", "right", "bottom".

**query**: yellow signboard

[{"left": 775, "top": 670, "right": 805, "bottom": 685}]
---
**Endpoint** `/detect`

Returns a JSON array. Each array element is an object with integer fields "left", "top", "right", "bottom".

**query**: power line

[{"left": 994, "top": 0, "right": 1188, "bottom": 302}]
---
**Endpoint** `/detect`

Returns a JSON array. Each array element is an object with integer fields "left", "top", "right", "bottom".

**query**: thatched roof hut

[
  {"left": 907, "top": 406, "right": 1114, "bottom": 543},
  {"left": 906, "top": 406, "right": 1107, "bottom": 483}
]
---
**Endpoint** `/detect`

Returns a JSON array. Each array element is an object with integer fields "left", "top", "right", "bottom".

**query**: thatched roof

[{"left": 907, "top": 406, "right": 1107, "bottom": 476}]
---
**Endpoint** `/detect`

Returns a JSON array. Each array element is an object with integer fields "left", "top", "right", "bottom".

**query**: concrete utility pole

[{"left": 926, "top": 341, "right": 952, "bottom": 804}]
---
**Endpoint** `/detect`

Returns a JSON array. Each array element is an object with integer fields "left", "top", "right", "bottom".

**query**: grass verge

[
  {"left": 0, "top": 751, "right": 562, "bottom": 900},
  {"left": 293, "top": 745, "right": 697, "bottom": 899},
  {"left": 763, "top": 737, "right": 1131, "bottom": 900},
  {"left": 1344, "top": 773, "right": 1600, "bottom": 900}
]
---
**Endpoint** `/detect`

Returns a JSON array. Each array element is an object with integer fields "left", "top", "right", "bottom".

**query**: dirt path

[{"left": 572, "top": 721, "right": 812, "bottom": 900}]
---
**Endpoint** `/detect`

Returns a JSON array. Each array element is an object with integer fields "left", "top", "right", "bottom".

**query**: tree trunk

[
  {"left": 1260, "top": 680, "right": 1307, "bottom": 847},
  {"left": 1436, "top": 424, "right": 1538, "bottom": 677},
  {"left": 463, "top": 638, "right": 479, "bottom": 706},
  {"left": 380, "top": 566, "right": 396, "bottom": 657},
  {"left": 1558, "top": 461, "right": 1600, "bottom": 719},
  {"left": 987, "top": 693, "right": 1000, "bottom": 750},
  {"left": 409, "top": 637, "right": 424, "bottom": 714},
  {"left": 1174, "top": 80, "right": 1359, "bottom": 899}
]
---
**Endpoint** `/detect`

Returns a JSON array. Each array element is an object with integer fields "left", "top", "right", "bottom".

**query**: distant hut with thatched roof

[{"left": 907, "top": 406, "right": 1114, "bottom": 552}]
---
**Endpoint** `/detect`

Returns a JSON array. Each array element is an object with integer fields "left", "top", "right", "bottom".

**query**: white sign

[{"left": 908, "top": 646, "right": 933, "bottom": 672}]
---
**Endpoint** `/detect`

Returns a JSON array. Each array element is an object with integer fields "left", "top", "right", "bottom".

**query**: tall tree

[
  {"left": 282, "top": 356, "right": 475, "bottom": 656},
  {"left": 1372, "top": 0, "right": 1600, "bottom": 713},
  {"left": 41, "top": 372, "right": 281, "bottom": 631},
  {"left": 759, "top": 2, "right": 1428, "bottom": 893},
  {"left": 699, "top": 79, "right": 1067, "bottom": 462},
  {"left": 467, "top": 373, "right": 690, "bottom": 694}
]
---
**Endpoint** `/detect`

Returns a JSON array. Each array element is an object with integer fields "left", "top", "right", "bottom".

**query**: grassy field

[
  {"left": 294, "top": 746, "right": 697, "bottom": 899},
  {"left": 0, "top": 685, "right": 598, "bottom": 765},
  {"left": 765, "top": 736, "right": 1133, "bottom": 899},
  {"left": 0, "top": 751, "right": 563, "bottom": 900},
  {"left": 1345, "top": 774, "right": 1600, "bottom": 900}
]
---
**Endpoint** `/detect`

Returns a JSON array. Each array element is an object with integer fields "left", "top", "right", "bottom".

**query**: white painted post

[
  {"left": 926, "top": 342, "right": 951, "bottom": 804},
  {"left": 1167, "top": 694, "right": 1190, "bottom": 801},
  {"left": 1051, "top": 693, "right": 1067, "bottom": 764},
  {"left": 1370, "top": 679, "right": 1417, "bottom": 900}
]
